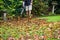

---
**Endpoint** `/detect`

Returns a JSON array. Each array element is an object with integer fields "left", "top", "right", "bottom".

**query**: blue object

[{"left": 24, "top": 0, "right": 31, "bottom": 6}]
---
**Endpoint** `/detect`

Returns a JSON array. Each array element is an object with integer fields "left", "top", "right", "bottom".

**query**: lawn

[{"left": 39, "top": 15, "right": 60, "bottom": 22}]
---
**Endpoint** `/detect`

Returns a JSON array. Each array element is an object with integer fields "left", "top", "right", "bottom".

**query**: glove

[{"left": 31, "top": 3, "right": 32, "bottom": 5}]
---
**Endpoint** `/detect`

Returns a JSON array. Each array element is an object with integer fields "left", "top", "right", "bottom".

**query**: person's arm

[{"left": 31, "top": 0, "right": 33, "bottom": 5}]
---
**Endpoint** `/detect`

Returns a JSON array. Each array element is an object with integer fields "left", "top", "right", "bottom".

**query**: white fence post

[{"left": 3, "top": 13, "right": 7, "bottom": 21}]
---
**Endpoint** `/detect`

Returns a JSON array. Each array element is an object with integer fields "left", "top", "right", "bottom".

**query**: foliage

[
  {"left": 56, "top": 9, "right": 60, "bottom": 14},
  {"left": 0, "top": 0, "right": 23, "bottom": 17},
  {"left": 0, "top": 0, "right": 60, "bottom": 17},
  {"left": 32, "top": 0, "right": 49, "bottom": 16}
]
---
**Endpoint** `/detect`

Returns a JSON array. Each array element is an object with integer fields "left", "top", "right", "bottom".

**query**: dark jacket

[{"left": 24, "top": 0, "right": 31, "bottom": 6}]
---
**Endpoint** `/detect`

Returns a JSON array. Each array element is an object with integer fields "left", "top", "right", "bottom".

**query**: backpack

[{"left": 24, "top": 0, "right": 31, "bottom": 6}]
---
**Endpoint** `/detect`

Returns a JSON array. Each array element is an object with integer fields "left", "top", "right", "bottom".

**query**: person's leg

[
  {"left": 29, "top": 10, "right": 32, "bottom": 18},
  {"left": 26, "top": 5, "right": 32, "bottom": 22},
  {"left": 26, "top": 6, "right": 30, "bottom": 22},
  {"left": 28, "top": 5, "right": 32, "bottom": 22},
  {"left": 26, "top": 6, "right": 29, "bottom": 17},
  {"left": 26, "top": 10, "right": 29, "bottom": 22},
  {"left": 29, "top": 5, "right": 32, "bottom": 18},
  {"left": 26, "top": 11, "right": 29, "bottom": 18}
]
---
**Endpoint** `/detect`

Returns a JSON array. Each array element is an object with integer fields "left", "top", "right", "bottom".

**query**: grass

[{"left": 39, "top": 15, "right": 60, "bottom": 22}]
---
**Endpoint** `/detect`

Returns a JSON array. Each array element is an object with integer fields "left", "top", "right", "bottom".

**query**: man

[{"left": 23, "top": 0, "right": 33, "bottom": 22}]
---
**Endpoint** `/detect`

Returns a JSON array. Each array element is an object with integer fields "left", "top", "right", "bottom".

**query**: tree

[
  {"left": 2, "top": 0, "right": 22, "bottom": 16},
  {"left": 0, "top": 0, "right": 7, "bottom": 21},
  {"left": 0, "top": 0, "right": 23, "bottom": 20},
  {"left": 32, "top": 0, "right": 49, "bottom": 16}
]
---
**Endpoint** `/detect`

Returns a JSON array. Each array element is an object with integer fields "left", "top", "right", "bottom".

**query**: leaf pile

[{"left": 0, "top": 18, "right": 60, "bottom": 40}]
